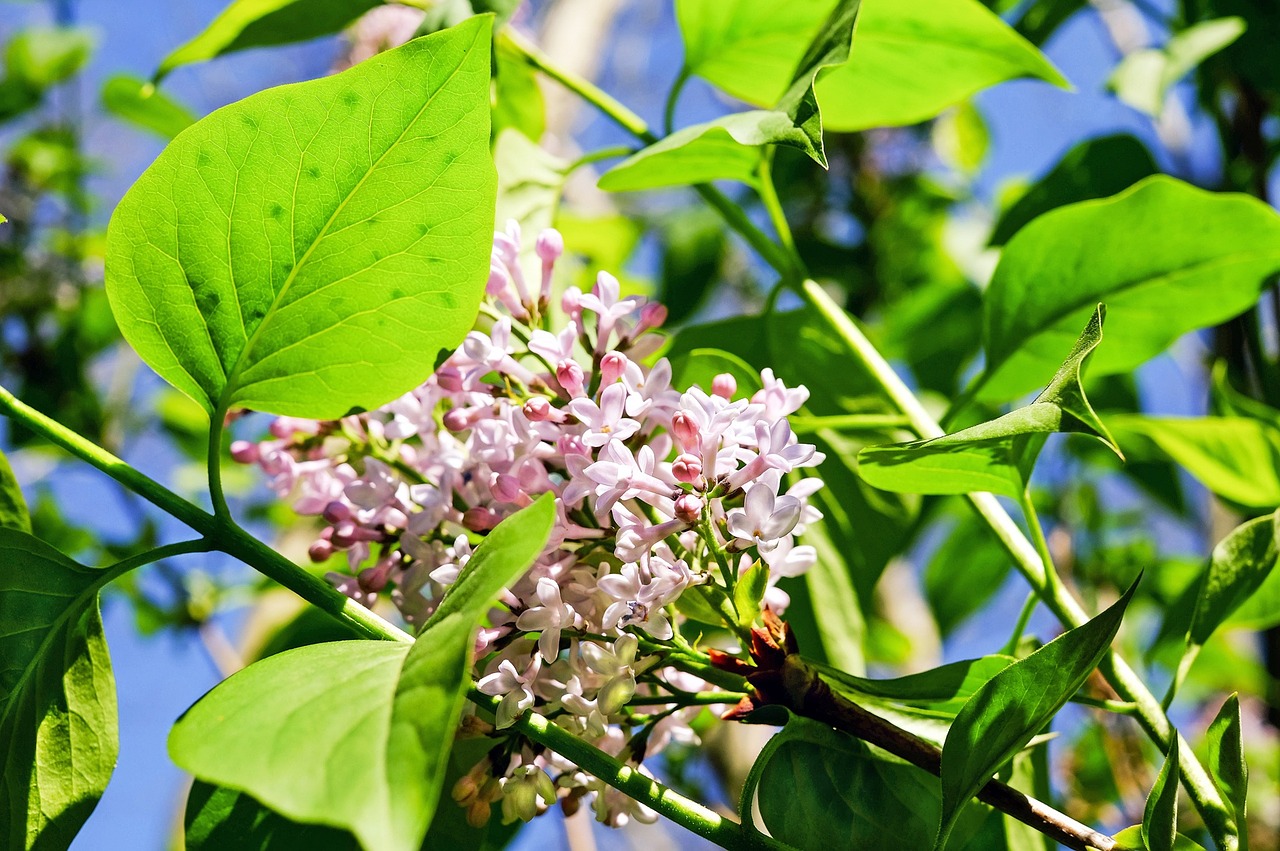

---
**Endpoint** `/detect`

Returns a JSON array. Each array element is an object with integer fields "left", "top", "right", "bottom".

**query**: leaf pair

[{"left": 169, "top": 495, "right": 555, "bottom": 851}]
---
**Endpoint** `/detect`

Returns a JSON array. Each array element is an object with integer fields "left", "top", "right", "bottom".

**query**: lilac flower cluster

[{"left": 233, "top": 223, "right": 825, "bottom": 827}]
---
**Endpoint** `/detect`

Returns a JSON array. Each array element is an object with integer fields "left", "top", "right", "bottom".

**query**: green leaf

[
  {"left": 814, "top": 655, "right": 1014, "bottom": 716},
  {"left": 100, "top": 75, "right": 195, "bottom": 140},
  {"left": 5, "top": 27, "right": 95, "bottom": 89},
  {"left": 170, "top": 496, "right": 553, "bottom": 851},
  {"left": 0, "top": 450, "right": 32, "bottom": 532},
  {"left": 860, "top": 305, "right": 1116, "bottom": 498},
  {"left": 1108, "top": 18, "right": 1245, "bottom": 117},
  {"left": 677, "top": 0, "right": 1064, "bottom": 130},
  {"left": 156, "top": 0, "right": 381, "bottom": 79},
  {"left": 1106, "top": 416, "right": 1280, "bottom": 509},
  {"left": 989, "top": 134, "right": 1158, "bottom": 246},
  {"left": 1205, "top": 694, "right": 1248, "bottom": 851},
  {"left": 1143, "top": 738, "right": 1180, "bottom": 851},
  {"left": 492, "top": 33, "right": 544, "bottom": 141},
  {"left": 107, "top": 19, "right": 497, "bottom": 420},
  {"left": 979, "top": 176, "right": 1280, "bottom": 402},
  {"left": 1191, "top": 511, "right": 1279, "bottom": 648},
  {"left": 746, "top": 711, "right": 994, "bottom": 850},
  {"left": 0, "top": 530, "right": 119, "bottom": 851},
  {"left": 667, "top": 348, "right": 763, "bottom": 400},
  {"left": 604, "top": 0, "right": 859, "bottom": 192},
  {"left": 733, "top": 560, "right": 769, "bottom": 627},
  {"left": 185, "top": 782, "right": 360, "bottom": 851},
  {"left": 936, "top": 576, "right": 1139, "bottom": 848},
  {"left": 932, "top": 101, "right": 990, "bottom": 175}
]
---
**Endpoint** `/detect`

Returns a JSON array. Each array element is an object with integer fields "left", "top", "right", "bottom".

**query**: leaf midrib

[{"left": 215, "top": 26, "right": 480, "bottom": 417}]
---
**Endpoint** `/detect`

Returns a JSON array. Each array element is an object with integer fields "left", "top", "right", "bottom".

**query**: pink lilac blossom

[{"left": 233, "top": 222, "right": 825, "bottom": 829}]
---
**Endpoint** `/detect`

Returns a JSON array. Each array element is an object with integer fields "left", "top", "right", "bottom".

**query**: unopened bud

[
  {"left": 637, "top": 302, "right": 667, "bottom": 334},
  {"left": 600, "top": 351, "right": 627, "bottom": 386},
  {"left": 435, "top": 366, "right": 464, "bottom": 392},
  {"left": 442, "top": 407, "right": 472, "bottom": 432},
  {"left": 712, "top": 372, "right": 737, "bottom": 399},
  {"left": 671, "top": 411, "right": 700, "bottom": 452},
  {"left": 229, "top": 440, "right": 259, "bottom": 464},
  {"left": 322, "top": 500, "right": 351, "bottom": 524},
  {"left": 535, "top": 228, "right": 564, "bottom": 263},
  {"left": 672, "top": 453, "right": 702, "bottom": 484},
  {"left": 674, "top": 493, "right": 704, "bottom": 523},
  {"left": 463, "top": 506, "right": 498, "bottom": 531},
  {"left": 556, "top": 360, "right": 585, "bottom": 397},
  {"left": 561, "top": 286, "right": 583, "bottom": 316},
  {"left": 491, "top": 473, "right": 521, "bottom": 503},
  {"left": 466, "top": 800, "right": 491, "bottom": 828},
  {"left": 307, "top": 539, "right": 333, "bottom": 563},
  {"left": 358, "top": 563, "right": 391, "bottom": 593},
  {"left": 523, "top": 397, "right": 553, "bottom": 421}
]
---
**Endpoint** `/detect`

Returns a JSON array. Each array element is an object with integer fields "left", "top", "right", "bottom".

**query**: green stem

[
  {"left": 105, "top": 538, "right": 215, "bottom": 580},
  {"left": 1001, "top": 591, "right": 1038, "bottom": 656},
  {"left": 471, "top": 689, "right": 786, "bottom": 850},
  {"left": 628, "top": 691, "right": 746, "bottom": 707},
  {"left": 1019, "top": 487, "right": 1064, "bottom": 603},
  {"left": 664, "top": 64, "right": 691, "bottom": 137},
  {"left": 756, "top": 150, "right": 796, "bottom": 256},
  {"left": 208, "top": 407, "right": 231, "bottom": 520}
]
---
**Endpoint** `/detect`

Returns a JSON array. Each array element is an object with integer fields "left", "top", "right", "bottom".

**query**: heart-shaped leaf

[
  {"left": 170, "top": 496, "right": 553, "bottom": 851},
  {"left": 978, "top": 176, "right": 1280, "bottom": 402},
  {"left": 936, "top": 576, "right": 1139, "bottom": 849},
  {"left": 860, "top": 305, "right": 1116, "bottom": 498},
  {"left": 108, "top": 18, "right": 496, "bottom": 421},
  {"left": 0, "top": 529, "right": 120, "bottom": 851}
]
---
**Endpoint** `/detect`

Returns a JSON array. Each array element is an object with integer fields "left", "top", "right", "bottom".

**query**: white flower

[
  {"left": 566, "top": 384, "right": 641, "bottom": 448},
  {"left": 478, "top": 654, "right": 542, "bottom": 729},
  {"left": 726, "top": 484, "right": 802, "bottom": 553},
  {"left": 516, "top": 578, "right": 576, "bottom": 663}
]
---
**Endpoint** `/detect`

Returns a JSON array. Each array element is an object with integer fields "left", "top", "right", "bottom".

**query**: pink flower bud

[
  {"left": 535, "top": 228, "right": 564, "bottom": 263},
  {"left": 463, "top": 506, "right": 498, "bottom": 531},
  {"left": 637, "top": 302, "right": 668, "bottom": 334},
  {"left": 522, "top": 397, "right": 563, "bottom": 423},
  {"left": 672, "top": 453, "right": 703, "bottom": 484},
  {"left": 671, "top": 411, "right": 700, "bottom": 452},
  {"left": 674, "top": 494, "right": 704, "bottom": 523},
  {"left": 435, "top": 366, "right": 464, "bottom": 392},
  {"left": 712, "top": 372, "right": 737, "bottom": 399},
  {"left": 358, "top": 562, "right": 392, "bottom": 593},
  {"left": 229, "top": 440, "right": 259, "bottom": 464},
  {"left": 600, "top": 351, "right": 627, "bottom": 386},
  {"left": 308, "top": 539, "right": 333, "bottom": 562},
  {"left": 443, "top": 407, "right": 472, "bottom": 432},
  {"left": 556, "top": 359, "right": 585, "bottom": 397},
  {"left": 562, "top": 286, "right": 583, "bottom": 316},
  {"left": 269, "top": 416, "right": 318, "bottom": 439},
  {"left": 491, "top": 473, "right": 521, "bottom": 503},
  {"left": 322, "top": 500, "right": 351, "bottom": 524},
  {"left": 486, "top": 263, "right": 508, "bottom": 295}
]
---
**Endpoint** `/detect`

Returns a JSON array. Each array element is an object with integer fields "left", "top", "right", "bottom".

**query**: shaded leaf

[
  {"left": 937, "top": 576, "right": 1139, "bottom": 848},
  {"left": 100, "top": 75, "right": 195, "bottom": 140},
  {"left": 667, "top": 348, "right": 762, "bottom": 400},
  {"left": 924, "top": 512, "right": 1011, "bottom": 636},
  {"left": 989, "top": 134, "right": 1158, "bottom": 246},
  {"left": 1143, "top": 738, "right": 1180, "bottom": 851},
  {"left": 814, "top": 654, "right": 1014, "bottom": 715},
  {"left": 493, "top": 129, "right": 567, "bottom": 251},
  {"left": 0, "top": 449, "right": 32, "bottom": 532},
  {"left": 1193, "top": 511, "right": 1279, "bottom": 648},
  {"left": 979, "top": 176, "right": 1280, "bottom": 402},
  {"left": 0, "top": 530, "right": 119, "bottom": 851},
  {"left": 157, "top": 0, "right": 380, "bottom": 79},
  {"left": 860, "top": 305, "right": 1116, "bottom": 498},
  {"left": 108, "top": 20, "right": 496, "bottom": 420},
  {"left": 1205, "top": 695, "right": 1248, "bottom": 851},
  {"left": 185, "top": 781, "right": 359, "bottom": 851}
]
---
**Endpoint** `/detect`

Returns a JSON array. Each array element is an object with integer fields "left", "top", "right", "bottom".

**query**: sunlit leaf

[
  {"left": 1191, "top": 511, "right": 1279, "bottom": 648},
  {"left": 5, "top": 27, "right": 95, "bottom": 89},
  {"left": 108, "top": 19, "right": 496, "bottom": 420},
  {"left": 101, "top": 75, "right": 195, "bottom": 140},
  {"left": 1108, "top": 18, "right": 1245, "bottom": 116},
  {"left": 0, "top": 530, "right": 119, "bottom": 851},
  {"left": 170, "top": 497, "right": 553, "bottom": 851},
  {"left": 156, "top": 0, "right": 380, "bottom": 78},
  {"left": 936, "top": 577, "right": 1139, "bottom": 848},
  {"left": 0, "top": 450, "right": 31, "bottom": 532},
  {"left": 860, "top": 305, "right": 1116, "bottom": 498},
  {"left": 1205, "top": 695, "right": 1248, "bottom": 851},
  {"left": 1106, "top": 416, "right": 1280, "bottom": 509},
  {"left": 979, "top": 176, "right": 1280, "bottom": 402}
]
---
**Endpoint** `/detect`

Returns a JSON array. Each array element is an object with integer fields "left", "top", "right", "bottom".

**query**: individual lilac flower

[
  {"left": 501, "top": 764, "right": 557, "bottom": 824},
  {"left": 478, "top": 653, "right": 542, "bottom": 729},
  {"left": 580, "top": 634, "right": 642, "bottom": 715},
  {"left": 566, "top": 384, "right": 640, "bottom": 447},
  {"left": 578, "top": 272, "right": 638, "bottom": 352},
  {"left": 516, "top": 577, "right": 576, "bottom": 662},
  {"left": 726, "top": 484, "right": 803, "bottom": 553}
]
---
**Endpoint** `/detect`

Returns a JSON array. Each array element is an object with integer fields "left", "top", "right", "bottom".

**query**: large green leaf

[
  {"left": 1108, "top": 18, "right": 1245, "bottom": 117},
  {"left": 108, "top": 19, "right": 496, "bottom": 420},
  {"left": 0, "top": 530, "right": 119, "bottom": 851},
  {"left": 602, "top": 0, "right": 858, "bottom": 192},
  {"left": 860, "top": 305, "right": 1116, "bottom": 499},
  {"left": 745, "top": 711, "right": 994, "bottom": 850},
  {"left": 0, "top": 449, "right": 31, "bottom": 532},
  {"left": 979, "top": 176, "right": 1280, "bottom": 402},
  {"left": 185, "top": 782, "right": 359, "bottom": 851},
  {"left": 156, "top": 0, "right": 381, "bottom": 79},
  {"left": 1191, "top": 511, "right": 1279, "bottom": 648},
  {"left": 676, "top": 0, "right": 1065, "bottom": 130},
  {"left": 936, "top": 577, "right": 1139, "bottom": 848},
  {"left": 101, "top": 75, "right": 195, "bottom": 140},
  {"left": 989, "top": 134, "right": 1157, "bottom": 246},
  {"left": 814, "top": 655, "right": 1014, "bottom": 716},
  {"left": 1106, "top": 415, "right": 1280, "bottom": 509},
  {"left": 170, "top": 496, "right": 553, "bottom": 851},
  {"left": 1205, "top": 695, "right": 1248, "bottom": 851}
]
